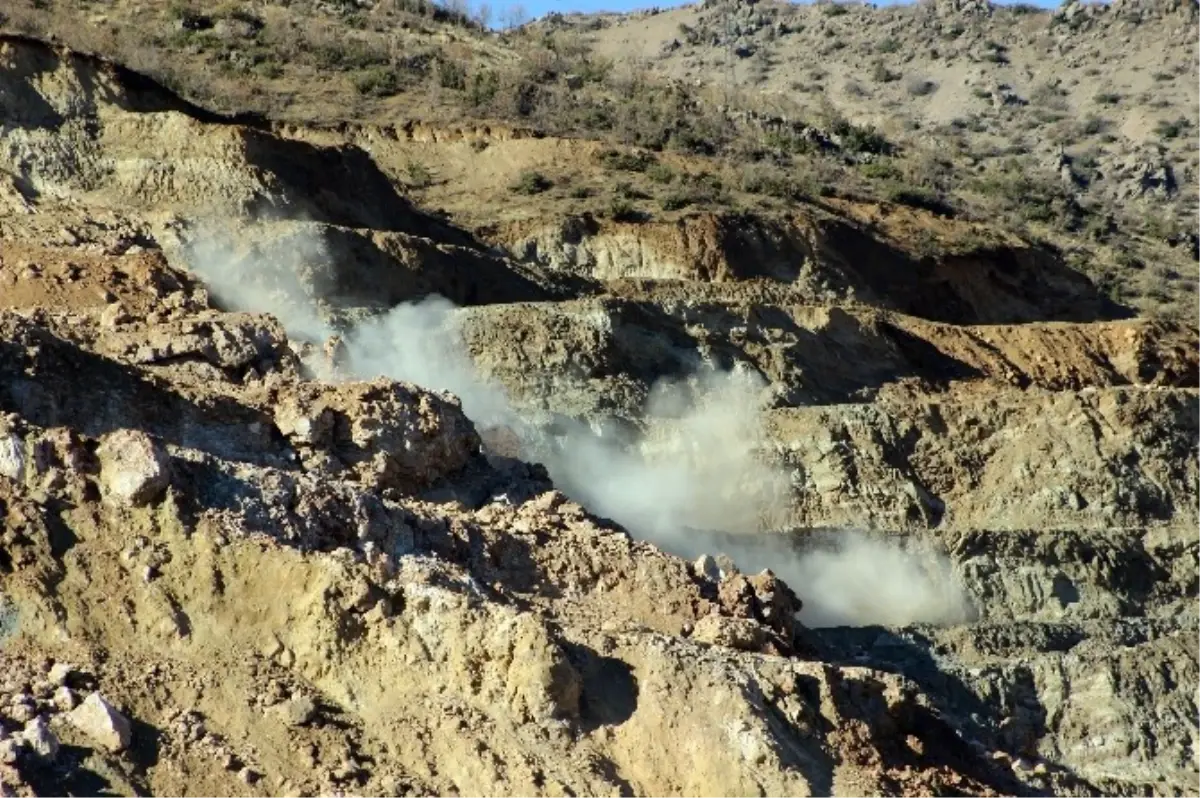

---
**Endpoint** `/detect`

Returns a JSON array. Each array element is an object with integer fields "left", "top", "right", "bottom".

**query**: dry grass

[{"left": 2, "top": 0, "right": 1195, "bottom": 318}]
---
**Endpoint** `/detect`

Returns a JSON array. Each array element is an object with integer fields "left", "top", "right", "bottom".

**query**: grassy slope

[{"left": 2, "top": 0, "right": 1195, "bottom": 316}]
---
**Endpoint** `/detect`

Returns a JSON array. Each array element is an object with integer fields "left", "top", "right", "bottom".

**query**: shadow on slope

[
  {"left": 0, "top": 34, "right": 525, "bottom": 256},
  {"left": 0, "top": 323, "right": 286, "bottom": 465},
  {"left": 506, "top": 207, "right": 1136, "bottom": 325},
  {"left": 803, "top": 211, "right": 1136, "bottom": 325},
  {"left": 810, "top": 626, "right": 1094, "bottom": 796}
]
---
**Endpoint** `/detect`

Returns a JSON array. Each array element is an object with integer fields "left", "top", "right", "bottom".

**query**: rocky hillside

[
  {"left": 0, "top": 15, "right": 1196, "bottom": 798},
  {"left": 3, "top": 0, "right": 1197, "bottom": 317}
]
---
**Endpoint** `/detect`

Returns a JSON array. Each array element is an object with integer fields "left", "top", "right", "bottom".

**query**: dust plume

[
  {"left": 539, "top": 368, "right": 791, "bottom": 554},
  {"left": 344, "top": 297, "right": 518, "bottom": 429},
  {"left": 777, "top": 534, "right": 974, "bottom": 628},
  {"left": 177, "top": 224, "right": 973, "bottom": 629},
  {"left": 181, "top": 224, "right": 335, "bottom": 343}
]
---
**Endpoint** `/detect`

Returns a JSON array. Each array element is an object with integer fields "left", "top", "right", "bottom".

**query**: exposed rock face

[
  {"left": 496, "top": 209, "right": 1128, "bottom": 325},
  {"left": 0, "top": 33, "right": 1195, "bottom": 798},
  {"left": 273, "top": 379, "right": 482, "bottom": 494}
]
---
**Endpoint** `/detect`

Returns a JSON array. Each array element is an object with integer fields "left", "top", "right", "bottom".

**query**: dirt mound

[
  {"left": 0, "top": 309, "right": 1029, "bottom": 798},
  {"left": 0, "top": 32, "right": 1196, "bottom": 798}
]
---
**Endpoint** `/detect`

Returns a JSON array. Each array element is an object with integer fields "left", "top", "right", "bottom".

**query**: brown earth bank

[{"left": 0, "top": 28, "right": 1196, "bottom": 798}]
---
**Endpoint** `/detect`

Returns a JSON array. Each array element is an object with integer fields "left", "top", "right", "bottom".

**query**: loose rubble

[{"left": 0, "top": 30, "right": 1193, "bottom": 798}]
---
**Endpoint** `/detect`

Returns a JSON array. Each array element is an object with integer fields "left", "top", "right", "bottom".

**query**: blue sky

[{"left": 514, "top": 0, "right": 1060, "bottom": 20}]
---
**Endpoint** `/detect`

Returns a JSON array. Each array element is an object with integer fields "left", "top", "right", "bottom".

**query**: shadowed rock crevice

[{"left": 0, "top": 325, "right": 287, "bottom": 466}]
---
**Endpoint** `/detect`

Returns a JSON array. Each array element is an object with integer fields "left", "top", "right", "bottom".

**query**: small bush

[
  {"left": 466, "top": 70, "right": 499, "bottom": 106},
  {"left": 354, "top": 67, "right": 401, "bottom": 97},
  {"left": 764, "top": 130, "right": 822, "bottom": 155},
  {"left": 1079, "top": 115, "right": 1110, "bottom": 135},
  {"left": 686, "top": 171, "right": 725, "bottom": 195},
  {"left": 831, "top": 119, "right": 891, "bottom": 155},
  {"left": 596, "top": 149, "right": 656, "bottom": 172},
  {"left": 509, "top": 170, "right": 552, "bottom": 194},
  {"left": 1093, "top": 92, "right": 1121, "bottom": 105},
  {"left": 252, "top": 61, "right": 284, "bottom": 79},
  {"left": 822, "top": 3, "right": 850, "bottom": 16},
  {"left": 568, "top": 186, "right": 593, "bottom": 199},
  {"left": 574, "top": 58, "right": 613, "bottom": 84},
  {"left": 876, "top": 37, "right": 901, "bottom": 53},
  {"left": 646, "top": 163, "right": 675, "bottom": 184},
  {"left": 613, "top": 180, "right": 650, "bottom": 200},
  {"left": 971, "top": 167, "right": 1081, "bottom": 229},
  {"left": 437, "top": 58, "right": 467, "bottom": 90},
  {"left": 660, "top": 192, "right": 693, "bottom": 211},
  {"left": 872, "top": 62, "right": 901, "bottom": 83},
  {"left": 906, "top": 78, "right": 938, "bottom": 97},
  {"left": 608, "top": 197, "right": 643, "bottom": 221},
  {"left": 884, "top": 184, "right": 955, "bottom": 217},
  {"left": 1155, "top": 118, "right": 1189, "bottom": 139},
  {"left": 677, "top": 22, "right": 700, "bottom": 45},
  {"left": 404, "top": 161, "right": 433, "bottom": 188},
  {"left": 311, "top": 39, "right": 389, "bottom": 71},
  {"left": 1030, "top": 81, "right": 1068, "bottom": 109},
  {"left": 858, "top": 161, "right": 903, "bottom": 181}
]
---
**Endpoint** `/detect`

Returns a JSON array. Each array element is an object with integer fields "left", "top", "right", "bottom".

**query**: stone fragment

[
  {"left": 99, "top": 303, "right": 131, "bottom": 328},
  {"left": 0, "top": 434, "right": 24, "bottom": 483},
  {"left": 0, "top": 738, "right": 21, "bottom": 765},
  {"left": 273, "top": 380, "right": 480, "bottom": 494},
  {"left": 690, "top": 614, "right": 768, "bottom": 652},
  {"left": 53, "top": 687, "right": 79, "bottom": 712},
  {"left": 96, "top": 430, "right": 170, "bottom": 506},
  {"left": 713, "top": 554, "right": 740, "bottom": 579},
  {"left": 47, "top": 662, "right": 74, "bottom": 686},
  {"left": 68, "top": 693, "right": 133, "bottom": 752},
  {"left": 694, "top": 554, "right": 721, "bottom": 581},
  {"left": 8, "top": 698, "right": 34, "bottom": 725},
  {"left": 280, "top": 696, "right": 317, "bottom": 727},
  {"left": 19, "top": 717, "right": 58, "bottom": 759}
]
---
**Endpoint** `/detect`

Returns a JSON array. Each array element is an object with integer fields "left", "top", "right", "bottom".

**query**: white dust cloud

[
  {"left": 781, "top": 534, "right": 975, "bottom": 628},
  {"left": 179, "top": 225, "right": 973, "bottom": 629}
]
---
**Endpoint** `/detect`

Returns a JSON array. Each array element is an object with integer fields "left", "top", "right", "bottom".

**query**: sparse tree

[
  {"left": 499, "top": 3, "right": 527, "bottom": 29},
  {"left": 473, "top": 1, "right": 493, "bottom": 29}
]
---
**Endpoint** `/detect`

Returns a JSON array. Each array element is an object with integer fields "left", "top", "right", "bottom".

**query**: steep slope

[
  {"left": 3, "top": 0, "right": 1197, "bottom": 319},
  {"left": 0, "top": 31, "right": 1196, "bottom": 798}
]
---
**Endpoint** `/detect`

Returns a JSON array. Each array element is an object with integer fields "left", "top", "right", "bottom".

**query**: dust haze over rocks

[
  {"left": 183, "top": 223, "right": 972, "bottom": 629},
  {"left": 0, "top": 21, "right": 1196, "bottom": 798}
]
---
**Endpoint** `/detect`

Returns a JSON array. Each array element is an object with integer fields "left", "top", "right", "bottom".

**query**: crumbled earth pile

[{"left": 0, "top": 32, "right": 1196, "bottom": 798}]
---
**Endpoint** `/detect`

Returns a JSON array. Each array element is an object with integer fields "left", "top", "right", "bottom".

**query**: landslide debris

[{"left": 0, "top": 30, "right": 1195, "bottom": 798}]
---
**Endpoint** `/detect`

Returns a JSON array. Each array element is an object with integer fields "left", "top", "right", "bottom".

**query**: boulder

[
  {"left": 691, "top": 614, "right": 767, "bottom": 651},
  {"left": 19, "top": 717, "right": 58, "bottom": 760},
  {"left": 68, "top": 693, "right": 133, "bottom": 752},
  {"left": 96, "top": 430, "right": 170, "bottom": 506},
  {"left": 274, "top": 379, "right": 481, "bottom": 494}
]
